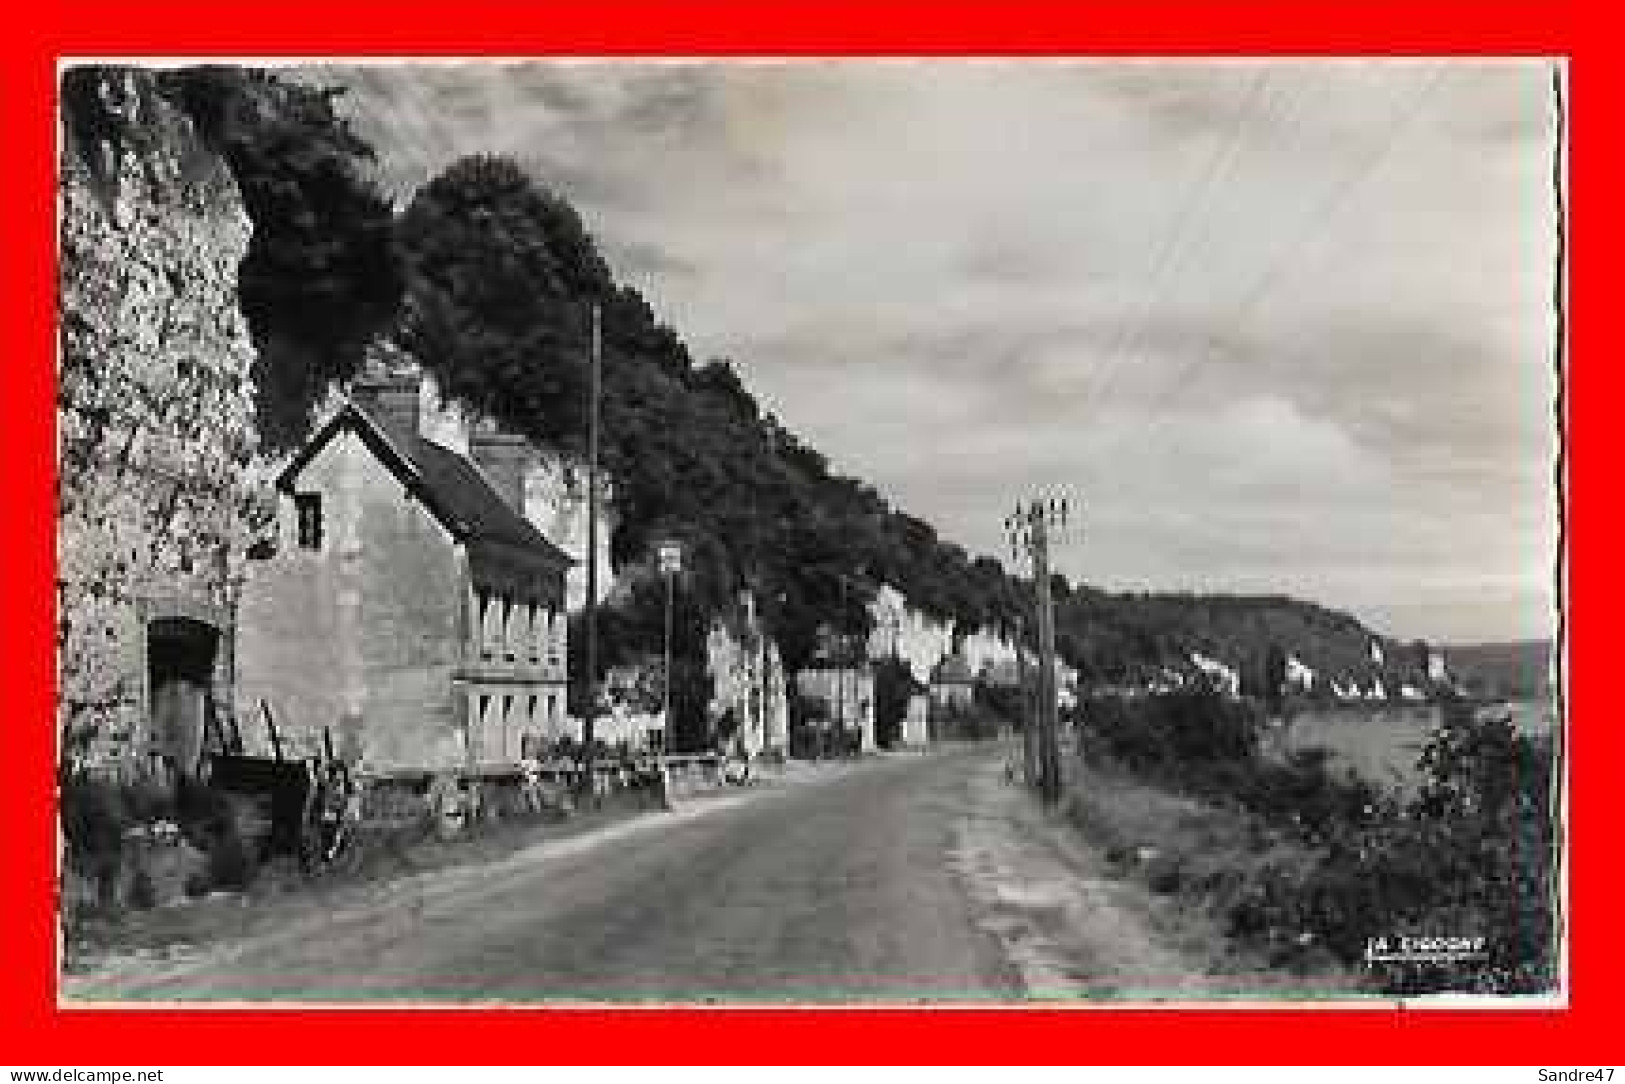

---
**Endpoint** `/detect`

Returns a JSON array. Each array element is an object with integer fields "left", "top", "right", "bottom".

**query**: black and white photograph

[{"left": 56, "top": 58, "right": 1565, "bottom": 1005}]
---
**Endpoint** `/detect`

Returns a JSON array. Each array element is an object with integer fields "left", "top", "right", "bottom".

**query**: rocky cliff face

[
  {"left": 865, "top": 584, "right": 956, "bottom": 684},
  {"left": 959, "top": 626, "right": 1019, "bottom": 677},
  {"left": 417, "top": 373, "right": 617, "bottom": 614},
  {"left": 706, "top": 595, "right": 789, "bottom": 757},
  {"left": 865, "top": 582, "right": 1021, "bottom": 684},
  {"left": 522, "top": 448, "right": 617, "bottom": 615},
  {"left": 58, "top": 67, "right": 267, "bottom": 769}
]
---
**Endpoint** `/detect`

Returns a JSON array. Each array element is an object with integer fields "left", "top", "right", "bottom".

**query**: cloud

[{"left": 312, "top": 58, "right": 1560, "bottom": 642}]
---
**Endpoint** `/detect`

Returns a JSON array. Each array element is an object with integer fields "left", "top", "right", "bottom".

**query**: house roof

[
  {"left": 931, "top": 654, "right": 976, "bottom": 685},
  {"left": 277, "top": 401, "right": 574, "bottom": 600},
  {"left": 979, "top": 658, "right": 1023, "bottom": 688},
  {"left": 407, "top": 436, "right": 569, "bottom": 562}
]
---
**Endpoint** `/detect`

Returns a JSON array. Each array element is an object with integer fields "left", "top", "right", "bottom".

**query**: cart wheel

[{"left": 300, "top": 763, "right": 355, "bottom": 874}]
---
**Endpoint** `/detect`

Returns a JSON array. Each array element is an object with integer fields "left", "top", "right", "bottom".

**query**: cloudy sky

[{"left": 315, "top": 59, "right": 1560, "bottom": 645}]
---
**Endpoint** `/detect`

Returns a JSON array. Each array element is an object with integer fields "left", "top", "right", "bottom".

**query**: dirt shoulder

[{"left": 950, "top": 744, "right": 1367, "bottom": 1002}]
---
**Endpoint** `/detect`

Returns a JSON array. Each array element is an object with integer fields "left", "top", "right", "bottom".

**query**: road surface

[{"left": 74, "top": 747, "right": 1032, "bottom": 1003}]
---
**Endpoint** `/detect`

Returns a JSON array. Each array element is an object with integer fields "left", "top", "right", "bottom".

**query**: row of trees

[{"left": 90, "top": 66, "right": 1419, "bottom": 743}]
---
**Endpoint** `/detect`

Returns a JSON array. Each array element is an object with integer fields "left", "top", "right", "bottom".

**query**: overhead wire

[
  {"left": 1074, "top": 66, "right": 1275, "bottom": 425},
  {"left": 1090, "top": 63, "right": 1448, "bottom": 494},
  {"left": 1069, "top": 61, "right": 1315, "bottom": 524}
]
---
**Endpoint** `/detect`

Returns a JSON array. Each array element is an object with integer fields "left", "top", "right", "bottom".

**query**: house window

[{"left": 295, "top": 493, "right": 323, "bottom": 551}]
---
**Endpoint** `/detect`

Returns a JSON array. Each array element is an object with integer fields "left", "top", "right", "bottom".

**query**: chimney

[
  {"left": 351, "top": 368, "right": 422, "bottom": 447},
  {"left": 418, "top": 369, "right": 470, "bottom": 455},
  {"left": 470, "top": 419, "right": 531, "bottom": 514}
]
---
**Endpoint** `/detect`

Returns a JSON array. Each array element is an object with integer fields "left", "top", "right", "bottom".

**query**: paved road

[{"left": 91, "top": 747, "right": 1022, "bottom": 1003}]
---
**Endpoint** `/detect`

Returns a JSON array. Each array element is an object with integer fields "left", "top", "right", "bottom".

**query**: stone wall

[{"left": 57, "top": 67, "right": 267, "bottom": 772}]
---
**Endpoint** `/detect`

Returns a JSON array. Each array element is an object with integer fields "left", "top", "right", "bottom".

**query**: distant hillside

[
  {"left": 1445, "top": 640, "right": 1555, "bottom": 700},
  {"left": 386, "top": 147, "right": 1422, "bottom": 697},
  {"left": 1056, "top": 586, "right": 1427, "bottom": 693},
  {"left": 268, "top": 71, "right": 1441, "bottom": 709}
]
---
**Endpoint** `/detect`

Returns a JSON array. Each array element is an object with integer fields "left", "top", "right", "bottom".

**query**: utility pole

[
  {"left": 1031, "top": 510, "right": 1060, "bottom": 806},
  {"left": 657, "top": 540, "right": 683, "bottom": 758},
  {"left": 838, "top": 573, "right": 848, "bottom": 760},
  {"left": 1005, "top": 496, "right": 1073, "bottom": 807},
  {"left": 755, "top": 592, "right": 768, "bottom": 761},
  {"left": 835, "top": 567, "right": 868, "bottom": 757},
  {"left": 581, "top": 302, "right": 602, "bottom": 804},
  {"left": 1014, "top": 613, "right": 1036, "bottom": 787},
  {"left": 664, "top": 571, "right": 673, "bottom": 752}
]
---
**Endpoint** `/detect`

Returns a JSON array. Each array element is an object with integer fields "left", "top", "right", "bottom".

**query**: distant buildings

[
  {"left": 794, "top": 666, "right": 876, "bottom": 752},
  {"left": 928, "top": 653, "right": 978, "bottom": 715},
  {"left": 1285, "top": 653, "right": 1316, "bottom": 692},
  {"left": 707, "top": 593, "right": 790, "bottom": 759},
  {"left": 1189, "top": 651, "right": 1241, "bottom": 698}
]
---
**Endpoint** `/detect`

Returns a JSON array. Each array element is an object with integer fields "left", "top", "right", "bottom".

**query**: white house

[
  {"left": 1190, "top": 651, "right": 1240, "bottom": 698},
  {"left": 1285, "top": 653, "right": 1316, "bottom": 692}
]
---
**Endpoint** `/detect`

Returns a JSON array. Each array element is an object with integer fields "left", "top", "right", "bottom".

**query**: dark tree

[
  {"left": 397, "top": 154, "right": 610, "bottom": 448},
  {"left": 872, "top": 657, "right": 924, "bottom": 749},
  {"left": 158, "top": 67, "right": 405, "bottom": 448},
  {"left": 1263, "top": 642, "right": 1289, "bottom": 714}
]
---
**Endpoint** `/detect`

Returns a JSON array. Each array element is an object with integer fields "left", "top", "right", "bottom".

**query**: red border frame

[{"left": 3, "top": 0, "right": 1600, "bottom": 1065}]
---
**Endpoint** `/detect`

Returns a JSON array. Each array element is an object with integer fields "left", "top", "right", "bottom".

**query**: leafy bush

[
  {"left": 931, "top": 699, "right": 1004, "bottom": 741},
  {"left": 973, "top": 680, "right": 1026, "bottom": 728},
  {"left": 61, "top": 774, "right": 173, "bottom": 910},
  {"left": 1075, "top": 693, "right": 1558, "bottom": 993},
  {"left": 1077, "top": 689, "right": 1261, "bottom": 783},
  {"left": 1225, "top": 707, "right": 1555, "bottom": 992}
]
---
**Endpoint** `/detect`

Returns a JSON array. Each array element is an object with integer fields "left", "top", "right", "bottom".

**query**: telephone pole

[
  {"left": 1014, "top": 614, "right": 1036, "bottom": 786},
  {"left": 581, "top": 302, "right": 602, "bottom": 803},
  {"left": 1005, "top": 496, "right": 1074, "bottom": 807},
  {"left": 657, "top": 539, "right": 683, "bottom": 757}
]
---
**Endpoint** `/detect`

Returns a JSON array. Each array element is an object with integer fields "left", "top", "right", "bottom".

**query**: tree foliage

[
  {"left": 157, "top": 67, "right": 405, "bottom": 449},
  {"left": 391, "top": 151, "right": 1423, "bottom": 695}
]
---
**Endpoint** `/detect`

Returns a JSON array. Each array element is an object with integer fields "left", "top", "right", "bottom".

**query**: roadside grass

[{"left": 1062, "top": 757, "right": 1358, "bottom": 993}]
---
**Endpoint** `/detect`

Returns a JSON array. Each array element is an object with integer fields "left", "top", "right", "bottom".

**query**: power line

[
  {"left": 1087, "top": 63, "right": 1448, "bottom": 491},
  {"left": 1077, "top": 67, "right": 1274, "bottom": 421},
  {"left": 1092, "top": 63, "right": 1321, "bottom": 424}
]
